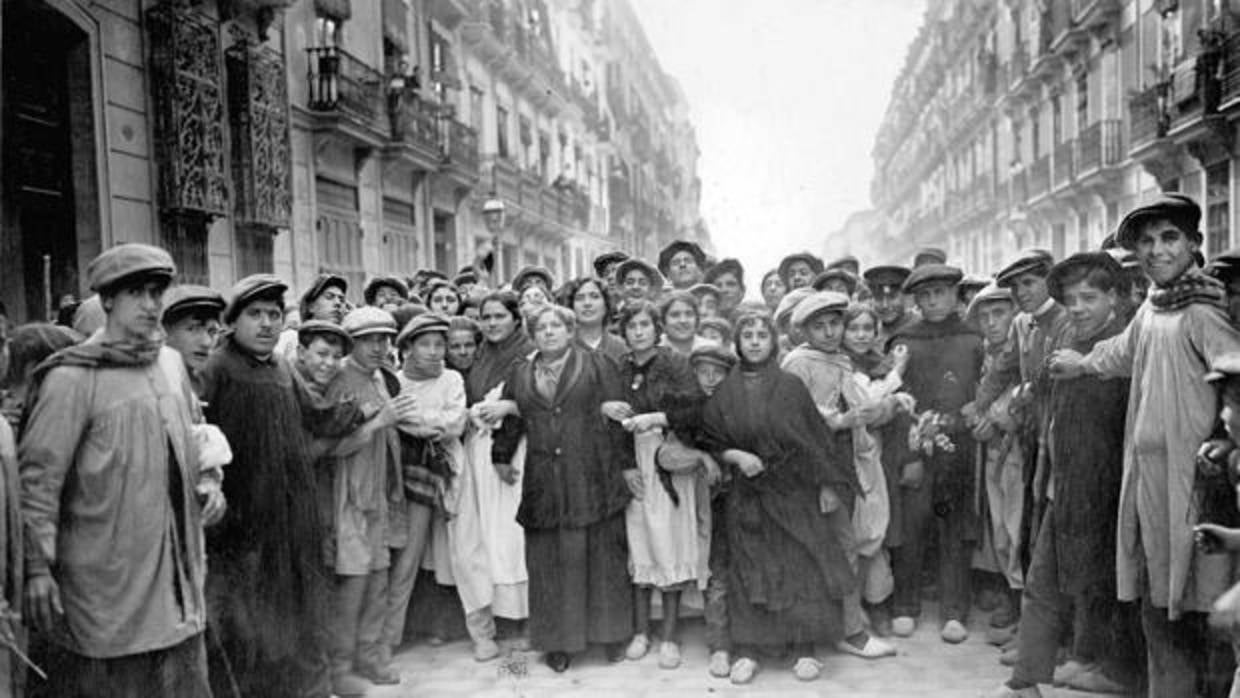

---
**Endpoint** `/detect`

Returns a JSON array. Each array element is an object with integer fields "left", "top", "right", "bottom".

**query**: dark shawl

[
  {"left": 700, "top": 364, "right": 859, "bottom": 633},
  {"left": 466, "top": 327, "right": 534, "bottom": 405},
  {"left": 1045, "top": 314, "right": 1130, "bottom": 596}
]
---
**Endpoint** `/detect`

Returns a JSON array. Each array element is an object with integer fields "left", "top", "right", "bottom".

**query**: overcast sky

[{"left": 628, "top": 0, "right": 926, "bottom": 277}]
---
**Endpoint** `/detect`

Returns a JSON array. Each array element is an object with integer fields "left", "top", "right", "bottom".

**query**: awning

[
  {"left": 315, "top": 0, "right": 351, "bottom": 21},
  {"left": 382, "top": 0, "right": 408, "bottom": 54}
]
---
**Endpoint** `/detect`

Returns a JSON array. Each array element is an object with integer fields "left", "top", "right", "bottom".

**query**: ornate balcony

[
  {"left": 305, "top": 46, "right": 387, "bottom": 147},
  {"left": 441, "top": 120, "right": 480, "bottom": 184},
  {"left": 1077, "top": 119, "right": 1123, "bottom": 175},
  {"left": 461, "top": 0, "right": 567, "bottom": 114},
  {"left": 385, "top": 94, "right": 442, "bottom": 170}
]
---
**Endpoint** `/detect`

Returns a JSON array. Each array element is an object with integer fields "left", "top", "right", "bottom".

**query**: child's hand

[{"left": 1194, "top": 523, "right": 1240, "bottom": 554}]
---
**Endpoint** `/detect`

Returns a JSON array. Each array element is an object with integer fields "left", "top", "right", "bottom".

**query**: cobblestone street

[{"left": 372, "top": 607, "right": 1129, "bottom": 697}]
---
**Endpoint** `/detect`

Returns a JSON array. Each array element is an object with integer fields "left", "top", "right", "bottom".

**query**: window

[
  {"left": 1051, "top": 96, "right": 1062, "bottom": 144},
  {"left": 1207, "top": 162, "right": 1230, "bottom": 256},
  {"left": 496, "top": 105, "right": 510, "bottom": 158},
  {"left": 470, "top": 86, "right": 484, "bottom": 134},
  {"left": 1076, "top": 70, "right": 1089, "bottom": 130}
]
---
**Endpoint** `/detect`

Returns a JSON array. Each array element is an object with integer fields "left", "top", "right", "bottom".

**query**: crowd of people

[{"left": 3, "top": 193, "right": 1240, "bottom": 696}]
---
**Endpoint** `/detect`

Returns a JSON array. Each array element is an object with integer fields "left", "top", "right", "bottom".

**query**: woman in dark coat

[
  {"left": 492, "top": 305, "right": 635, "bottom": 672},
  {"left": 700, "top": 310, "right": 859, "bottom": 684}
]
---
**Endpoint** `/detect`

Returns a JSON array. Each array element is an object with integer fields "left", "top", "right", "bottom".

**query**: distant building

[
  {"left": 871, "top": 0, "right": 1240, "bottom": 273},
  {"left": 0, "top": 0, "right": 706, "bottom": 322},
  {"left": 822, "top": 209, "right": 904, "bottom": 267}
]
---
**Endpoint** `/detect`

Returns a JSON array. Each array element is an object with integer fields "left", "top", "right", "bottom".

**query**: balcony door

[{"left": 315, "top": 176, "right": 365, "bottom": 300}]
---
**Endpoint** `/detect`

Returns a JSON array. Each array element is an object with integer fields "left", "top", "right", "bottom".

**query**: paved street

[{"left": 372, "top": 607, "right": 1130, "bottom": 697}]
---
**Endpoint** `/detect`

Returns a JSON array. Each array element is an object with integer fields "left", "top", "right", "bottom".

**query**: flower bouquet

[{"left": 908, "top": 410, "right": 958, "bottom": 457}]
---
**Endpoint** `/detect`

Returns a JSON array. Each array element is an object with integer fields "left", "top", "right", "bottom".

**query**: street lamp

[{"left": 483, "top": 197, "right": 506, "bottom": 232}]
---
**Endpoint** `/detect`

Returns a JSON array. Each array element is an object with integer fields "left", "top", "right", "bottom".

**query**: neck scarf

[{"left": 1148, "top": 266, "right": 1227, "bottom": 312}]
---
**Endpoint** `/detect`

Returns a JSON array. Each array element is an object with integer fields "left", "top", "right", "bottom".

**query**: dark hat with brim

[
  {"left": 777, "top": 252, "right": 825, "bottom": 283},
  {"left": 512, "top": 265, "right": 555, "bottom": 293},
  {"left": 87, "top": 243, "right": 176, "bottom": 293},
  {"left": 297, "top": 319, "right": 353, "bottom": 351},
  {"left": 996, "top": 249, "right": 1055, "bottom": 287},
  {"left": 658, "top": 240, "right": 707, "bottom": 275},
  {"left": 903, "top": 264, "right": 963, "bottom": 294},
  {"left": 593, "top": 251, "right": 630, "bottom": 278},
  {"left": 616, "top": 258, "right": 663, "bottom": 287},
  {"left": 863, "top": 265, "right": 912, "bottom": 292},
  {"left": 1046, "top": 251, "right": 1123, "bottom": 303},
  {"left": 161, "top": 284, "right": 226, "bottom": 324},
  {"left": 396, "top": 313, "right": 451, "bottom": 348},
  {"left": 704, "top": 257, "right": 745, "bottom": 286},
  {"left": 690, "top": 342, "right": 738, "bottom": 369},
  {"left": 913, "top": 248, "right": 948, "bottom": 268},
  {"left": 364, "top": 276, "right": 410, "bottom": 306},
  {"left": 1116, "top": 193, "right": 1203, "bottom": 250},
  {"left": 1207, "top": 247, "right": 1240, "bottom": 283},
  {"left": 225, "top": 274, "right": 288, "bottom": 324},
  {"left": 959, "top": 274, "right": 992, "bottom": 293},
  {"left": 811, "top": 269, "right": 858, "bottom": 295}
]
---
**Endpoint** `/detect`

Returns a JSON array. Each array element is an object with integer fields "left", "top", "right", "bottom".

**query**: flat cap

[
  {"left": 689, "top": 342, "right": 738, "bottom": 369},
  {"left": 773, "top": 286, "right": 816, "bottom": 325},
  {"left": 965, "top": 282, "right": 1013, "bottom": 321},
  {"left": 453, "top": 270, "right": 478, "bottom": 286},
  {"left": 811, "top": 269, "right": 859, "bottom": 295},
  {"left": 658, "top": 240, "right": 707, "bottom": 275},
  {"left": 791, "top": 290, "right": 851, "bottom": 328},
  {"left": 297, "top": 319, "right": 353, "bottom": 351},
  {"left": 87, "top": 243, "right": 176, "bottom": 292},
  {"left": 1116, "top": 193, "right": 1203, "bottom": 250},
  {"left": 299, "top": 273, "right": 347, "bottom": 319},
  {"left": 364, "top": 276, "right": 410, "bottom": 306},
  {"left": 1207, "top": 247, "right": 1240, "bottom": 282},
  {"left": 616, "top": 258, "right": 663, "bottom": 286},
  {"left": 777, "top": 252, "right": 824, "bottom": 282},
  {"left": 702, "top": 258, "right": 742, "bottom": 286},
  {"left": 697, "top": 316, "right": 733, "bottom": 336},
  {"left": 959, "top": 274, "right": 992, "bottom": 294},
  {"left": 341, "top": 306, "right": 397, "bottom": 338},
  {"left": 826, "top": 255, "right": 860, "bottom": 274},
  {"left": 593, "top": 251, "right": 630, "bottom": 277},
  {"left": 903, "top": 264, "right": 964, "bottom": 294},
  {"left": 225, "top": 274, "right": 288, "bottom": 324},
  {"left": 1047, "top": 251, "right": 1123, "bottom": 302},
  {"left": 995, "top": 249, "right": 1055, "bottom": 287},
  {"left": 688, "top": 282, "right": 721, "bottom": 299},
  {"left": 512, "top": 265, "right": 555, "bottom": 294},
  {"left": 913, "top": 247, "right": 948, "bottom": 268},
  {"left": 161, "top": 284, "right": 225, "bottom": 324},
  {"left": 863, "top": 265, "right": 912, "bottom": 291},
  {"left": 396, "top": 313, "right": 450, "bottom": 348}
]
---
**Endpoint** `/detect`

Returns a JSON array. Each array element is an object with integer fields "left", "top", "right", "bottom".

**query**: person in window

[
  {"left": 699, "top": 310, "right": 858, "bottom": 684},
  {"left": 491, "top": 304, "right": 634, "bottom": 673}
]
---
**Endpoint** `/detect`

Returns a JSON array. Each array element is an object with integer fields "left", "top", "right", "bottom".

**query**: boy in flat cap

[
  {"left": 20, "top": 244, "right": 224, "bottom": 696},
  {"left": 778, "top": 252, "right": 824, "bottom": 292},
  {"left": 200, "top": 274, "right": 367, "bottom": 698},
  {"left": 887, "top": 265, "right": 984, "bottom": 645},
  {"left": 1050, "top": 194, "right": 1240, "bottom": 697},
  {"left": 989, "top": 253, "right": 1140, "bottom": 697},
  {"left": 162, "top": 284, "right": 226, "bottom": 396},
  {"left": 275, "top": 273, "right": 349, "bottom": 363}
]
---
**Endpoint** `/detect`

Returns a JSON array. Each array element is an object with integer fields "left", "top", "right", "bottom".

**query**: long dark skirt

[{"left": 526, "top": 513, "right": 633, "bottom": 653}]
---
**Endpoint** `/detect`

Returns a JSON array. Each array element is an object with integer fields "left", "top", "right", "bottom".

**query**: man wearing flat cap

[
  {"left": 365, "top": 276, "right": 410, "bottom": 312},
  {"left": 812, "top": 268, "right": 859, "bottom": 298},
  {"left": 778, "top": 252, "right": 824, "bottom": 291},
  {"left": 275, "top": 273, "right": 349, "bottom": 363},
  {"left": 617, "top": 258, "right": 663, "bottom": 304},
  {"left": 913, "top": 247, "right": 948, "bottom": 268},
  {"left": 323, "top": 307, "right": 403, "bottom": 692},
  {"left": 1049, "top": 194, "right": 1240, "bottom": 696},
  {"left": 658, "top": 240, "right": 707, "bottom": 290},
  {"left": 888, "top": 264, "right": 984, "bottom": 645},
  {"left": 200, "top": 273, "right": 367, "bottom": 697},
  {"left": 864, "top": 265, "right": 913, "bottom": 346},
  {"left": 20, "top": 243, "right": 224, "bottom": 696},
  {"left": 162, "top": 284, "right": 226, "bottom": 396},
  {"left": 703, "top": 258, "right": 745, "bottom": 320}
]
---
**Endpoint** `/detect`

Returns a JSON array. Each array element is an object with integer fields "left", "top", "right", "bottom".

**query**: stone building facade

[
  {"left": 0, "top": 0, "right": 705, "bottom": 321},
  {"left": 870, "top": 0, "right": 1240, "bottom": 272}
]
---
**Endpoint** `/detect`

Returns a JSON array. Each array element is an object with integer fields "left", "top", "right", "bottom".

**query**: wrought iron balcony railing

[
  {"left": 444, "top": 120, "right": 479, "bottom": 173},
  {"left": 306, "top": 46, "right": 384, "bottom": 122},
  {"left": 1077, "top": 119, "right": 1122, "bottom": 173}
]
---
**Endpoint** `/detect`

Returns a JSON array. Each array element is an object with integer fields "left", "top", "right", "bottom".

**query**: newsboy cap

[
  {"left": 87, "top": 243, "right": 176, "bottom": 293},
  {"left": 902, "top": 264, "right": 963, "bottom": 294},
  {"left": 225, "top": 274, "right": 288, "bottom": 324},
  {"left": 341, "top": 306, "right": 397, "bottom": 338},
  {"left": 773, "top": 286, "right": 816, "bottom": 327},
  {"left": 297, "top": 319, "right": 353, "bottom": 351},
  {"left": 791, "top": 290, "right": 851, "bottom": 329},
  {"left": 396, "top": 313, "right": 451, "bottom": 349},
  {"left": 161, "top": 284, "right": 225, "bottom": 324},
  {"left": 1116, "top": 193, "right": 1203, "bottom": 250},
  {"left": 863, "top": 265, "right": 912, "bottom": 292},
  {"left": 363, "top": 276, "right": 410, "bottom": 306},
  {"left": 689, "top": 342, "right": 738, "bottom": 369},
  {"left": 512, "top": 266, "right": 555, "bottom": 294},
  {"left": 913, "top": 247, "right": 948, "bottom": 268},
  {"left": 995, "top": 249, "right": 1055, "bottom": 287},
  {"left": 593, "top": 251, "right": 630, "bottom": 278},
  {"left": 299, "top": 273, "right": 348, "bottom": 318},
  {"left": 1046, "top": 251, "right": 1123, "bottom": 303},
  {"left": 1207, "top": 247, "right": 1240, "bottom": 283},
  {"left": 777, "top": 252, "right": 825, "bottom": 284},
  {"left": 616, "top": 258, "right": 663, "bottom": 287},
  {"left": 965, "top": 282, "right": 1014, "bottom": 321},
  {"left": 811, "top": 269, "right": 859, "bottom": 296}
]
